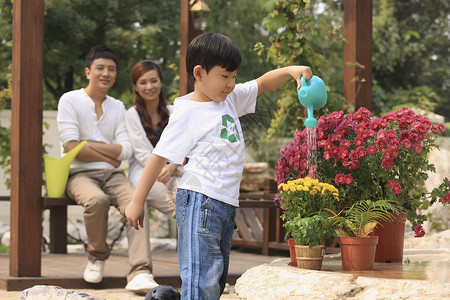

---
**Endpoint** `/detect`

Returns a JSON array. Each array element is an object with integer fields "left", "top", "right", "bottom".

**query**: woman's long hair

[{"left": 130, "top": 60, "right": 170, "bottom": 147}]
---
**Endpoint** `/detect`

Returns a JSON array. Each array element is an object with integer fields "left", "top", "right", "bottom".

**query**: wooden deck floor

[{"left": 0, "top": 249, "right": 288, "bottom": 291}]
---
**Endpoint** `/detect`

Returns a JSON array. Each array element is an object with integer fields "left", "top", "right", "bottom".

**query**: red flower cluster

[{"left": 275, "top": 106, "right": 450, "bottom": 234}]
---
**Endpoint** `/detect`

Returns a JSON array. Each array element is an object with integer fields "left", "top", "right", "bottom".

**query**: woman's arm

[{"left": 157, "top": 162, "right": 183, "bottom": 183}]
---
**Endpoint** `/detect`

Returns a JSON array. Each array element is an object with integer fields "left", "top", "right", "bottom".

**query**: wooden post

[
  {"left": 343, "top": 0, "right": 372, "bottom": 110},
  {"left": 10, "top": 0, "right": 44, "bottom": 277},
  {"left": 179, "top": 0, "right": 203, "bottom": 96}
]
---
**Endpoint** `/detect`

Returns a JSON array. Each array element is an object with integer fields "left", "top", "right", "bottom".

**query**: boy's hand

[
  {"left": 125, "top": 201, "right": 145, "bottom": 230},
  {"left": 291, "top": 66, "right": 313, "bottom": 89}
]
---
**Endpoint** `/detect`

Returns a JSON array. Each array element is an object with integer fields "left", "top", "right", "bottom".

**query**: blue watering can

[{"left": 297, "top": 75, "right": 328, "bottom": 128}]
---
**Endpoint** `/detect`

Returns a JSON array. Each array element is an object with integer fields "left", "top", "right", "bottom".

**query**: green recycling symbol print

[{"left": 220, "top": 114, "right": 241, "bottom": 143}]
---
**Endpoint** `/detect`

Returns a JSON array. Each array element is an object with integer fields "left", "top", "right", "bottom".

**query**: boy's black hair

[
  {"left": 85, "top": 45, "right": 118, "bottom": 69},
  {"left": 186, "top": 33, "right": 241, "bottom": 86}
]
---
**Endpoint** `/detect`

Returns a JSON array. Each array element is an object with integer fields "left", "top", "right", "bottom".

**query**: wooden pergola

[{"left": 8, "top": 0, "right": 372, "bottom": 281}]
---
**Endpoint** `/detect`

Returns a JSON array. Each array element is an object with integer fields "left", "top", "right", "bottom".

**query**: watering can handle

[{"left": 300, "top": 76, "right": 307, "bottom": 88}]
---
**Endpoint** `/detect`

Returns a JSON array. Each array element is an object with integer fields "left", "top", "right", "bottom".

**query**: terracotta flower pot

[
  {"left": 287, "top": 239, "right": 298, "bottom": 267},
  {"left": 372, "top": 212, "right": 406, "bottom": 263},
  {"left": 294, "top": 244, "right": 325, "bottom": 270},
  {"left": 339, "top": 236, "right": 378, "bottom": 270}
]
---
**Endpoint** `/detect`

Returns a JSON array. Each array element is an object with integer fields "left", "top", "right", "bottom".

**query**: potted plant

[
  {"left": 277, "top": 177, "right": 339, "bottom": 270},
  {"left": 326, "top": 199, "right": 402, "bottom": 270},
  {"left": 275, "top": 107, "right": 450, "bottom": 261}
]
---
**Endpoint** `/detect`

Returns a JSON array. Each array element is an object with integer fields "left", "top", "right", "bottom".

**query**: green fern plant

[{"left": 326, "top": 199, "right": 402, "bottom": 237}]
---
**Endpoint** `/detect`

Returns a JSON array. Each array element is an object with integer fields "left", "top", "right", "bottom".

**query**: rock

[
  {"left": 19, "top": 285, "right": 105, "bottom": 299},
  {"left": 67, "top": 220, "right": 88, "bottom": 244},
  {"left": 107, "top": 209, "right": 127, "bottom": 241},
  {"left": 0, "top": 222, "right": 9, "bottom": 239},
  {"left": 404, "top": 229, "right": 450, "bottom": 249},
  {"left": 351, "top": 276, "right": 450, "bottom": 300},
  {"left": 424, "top": 139, "right": 450, "bottom": 230},
  {"left": 149, "top": 210, "right": 171, "bottom": 238},
  {"left": 235, "top": 259, "right": 357, "bottom": 300},
  {"left": 235, "top": 257, "right": 450, "bottom": 300},
  {"left": 1, "top": 231, "right": 10, "bottom": 247},
  {"left": 149, "top": 237, "right": 177, "bottom": 251}
]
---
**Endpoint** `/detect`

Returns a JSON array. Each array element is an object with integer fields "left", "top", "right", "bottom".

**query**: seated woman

[{"left": 126, "top": 60, "right": 182, "bottom": 219}]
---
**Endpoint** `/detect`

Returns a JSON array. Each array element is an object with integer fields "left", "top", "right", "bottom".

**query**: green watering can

[
  {"left": 44, "top": 140, "right": 87, "bottom": 197},
  {"left": 297, "top": 75, "right": 328, "bottom": 128}
]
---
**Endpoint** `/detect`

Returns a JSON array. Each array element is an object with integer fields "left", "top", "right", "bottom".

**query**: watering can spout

[
  {"left": 44, "top": 141, "right": 87, "bottom": 197},
  {"left": 60, "top": 140, "right": 87, "bottom": 165}
]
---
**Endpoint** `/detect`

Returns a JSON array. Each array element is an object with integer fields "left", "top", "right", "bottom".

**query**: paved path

[{"left": 0, "top": 288, "right": 239, "bottom": 299}]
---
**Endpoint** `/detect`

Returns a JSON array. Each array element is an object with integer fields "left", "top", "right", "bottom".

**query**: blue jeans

[{"left": 176, "top": 189, "right": 236, "bottom": 300}]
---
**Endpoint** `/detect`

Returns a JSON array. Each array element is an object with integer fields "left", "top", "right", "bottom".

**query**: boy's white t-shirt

[{"left": 152, "top": 80, "right": 258, "bottom": 206}]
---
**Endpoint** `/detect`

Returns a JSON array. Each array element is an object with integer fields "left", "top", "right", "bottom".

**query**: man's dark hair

[
  {"left": 85, "top": 45, "right": 118, "bottom": 69},
  {"left": 186, "top": 33, "right": 241, "bottom": 86}
]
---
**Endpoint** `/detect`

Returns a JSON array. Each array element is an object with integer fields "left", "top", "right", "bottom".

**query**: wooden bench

[
  {"left": 0, "top": 195, "right": 75, "bottom": 253},
  {"left": 1, "top": 178, "right": 287, "bottom": 255},
  {"left": 233, "top": 180, "right": 288, "bottom": 255}
]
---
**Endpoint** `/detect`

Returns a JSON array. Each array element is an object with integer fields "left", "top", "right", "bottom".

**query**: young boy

[
  {"left": 125, "top": 33, "right": 312, "bottom": 299},
  {"left": 58, "top": 45, "right": 159, "bottom": 294}
]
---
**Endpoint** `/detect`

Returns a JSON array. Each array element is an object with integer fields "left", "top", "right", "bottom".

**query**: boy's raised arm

[
  {"left": 256, "top": 66, "right": 313, "bottom": 96},
  {"left": 125, "top": 153, "right": 168, "bottom": 229}
]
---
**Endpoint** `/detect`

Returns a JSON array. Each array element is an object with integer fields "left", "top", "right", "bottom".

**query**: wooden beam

[
  {"left": 10, "top": 0, "right": 44, "bottom": 277},
  {"left": 179, "top": 0, "right": 202, "bottom": 96},
  {"left": 343, "top": 0, "right": 372, "bottom": 110}
]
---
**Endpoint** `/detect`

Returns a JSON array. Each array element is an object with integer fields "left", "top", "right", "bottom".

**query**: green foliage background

[{"left": 0, "top": 0, "right": 449, "bottom": 175}]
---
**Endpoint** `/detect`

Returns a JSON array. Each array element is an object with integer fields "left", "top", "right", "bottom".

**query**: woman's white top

[{"left": 125, "top": 105, "right": 174, "bottom": 186}]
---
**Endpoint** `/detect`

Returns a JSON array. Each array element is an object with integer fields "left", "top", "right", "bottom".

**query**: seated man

[{"left": 57, "top": 45, "right": 157, "bottom": 294}]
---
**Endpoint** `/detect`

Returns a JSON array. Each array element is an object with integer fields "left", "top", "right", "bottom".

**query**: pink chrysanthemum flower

[
  {"left": 344, "top": 174, "right": 354, "bottom": 185},
  {"left": 334, "top": 173, "right": 346, "bottom": 185},
  {"left": 414, "top": 224, "right": 425, "bottom": 238},
  {"left": 401, "top": 139, "right": 412, "bottom": 149},
  {"left": 365, "top": 145, "right": 375, "bottom": 155},
  {"left": 442, "top": 193, "right": 450, "bottom": 203},
  {"left": 347, "top": 161, "right": 359, "bottom": 170},
  {"left": 412, "top": 143, "right": 422, "bottom": 154},
  {"left": 340, "top": 139, "right": 351, "bottom": 147},
  {"left": 382, "top": 158, "right": 394, "bottom": 170}
]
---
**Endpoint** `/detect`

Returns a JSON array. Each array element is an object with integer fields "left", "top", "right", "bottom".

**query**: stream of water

[{"left": 306, "top": 127, "right": 318, "bottom": 174}]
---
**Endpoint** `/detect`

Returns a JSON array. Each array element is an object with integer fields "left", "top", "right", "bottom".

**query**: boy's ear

[
  {"left": 193, "top": 65, "right": 204, "bottom": 81},
  {"left": 85, "top": 67, "right": 90, "bottom": 79}
]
